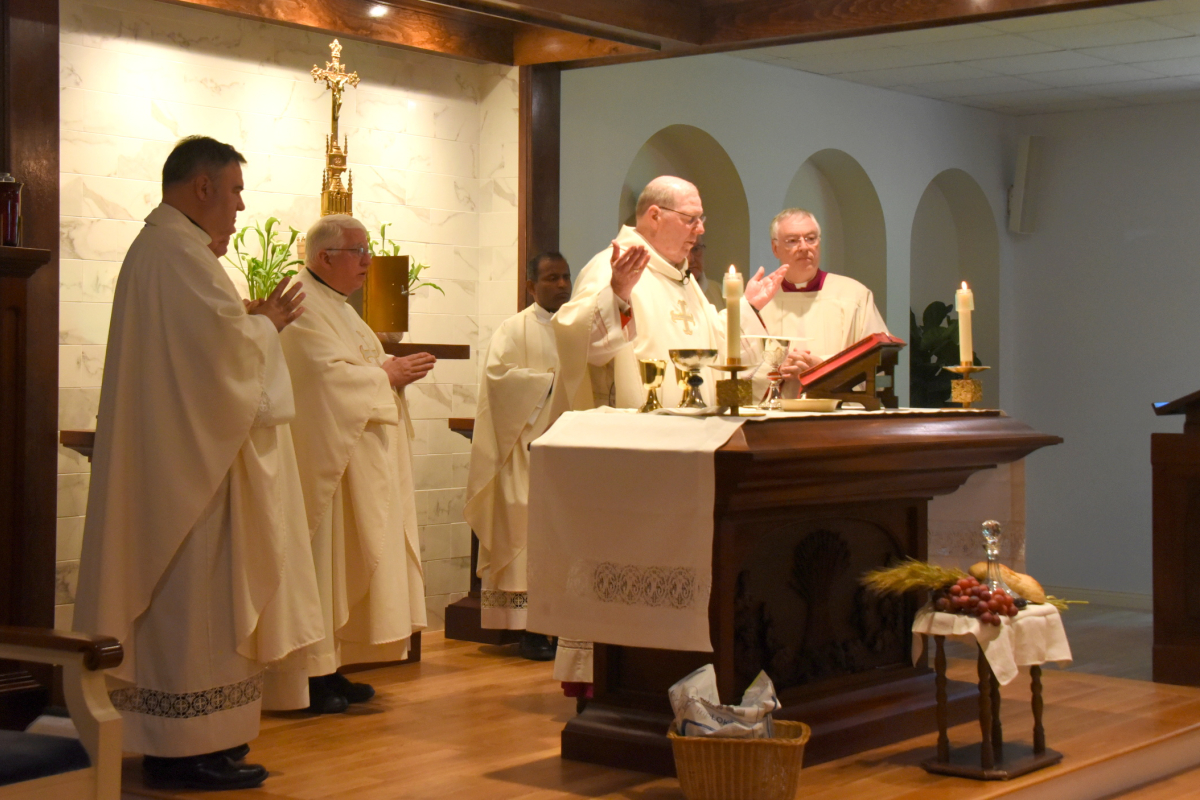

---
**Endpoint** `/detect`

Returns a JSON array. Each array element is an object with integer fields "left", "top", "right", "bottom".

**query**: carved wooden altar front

[{"left": 561, "top": 410, "right": 1060, "bottom": 775}]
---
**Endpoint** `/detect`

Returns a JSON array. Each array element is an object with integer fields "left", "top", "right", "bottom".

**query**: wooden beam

[
  {"left": 418, "top": 0, "right": 705, "bottom": 46},
  {"left": 705, "top": 0, "right": 1151, "bottom": 47},
  {"left": 160, "top": 0, "right": 515, "bottom": 63},
  {"left": 514, "top": 27, "right": 647, "bottom": 65},
  {"left": 517, "top": 64, "right": 560, "bottom": 312}
]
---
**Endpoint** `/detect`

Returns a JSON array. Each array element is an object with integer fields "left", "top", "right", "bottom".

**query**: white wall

[
  {"left": 56, "top": 0, "right": 518, "bottom": 630},
  {"left": 1010, "top": 101, "right": 1200, "bottom": 596}
]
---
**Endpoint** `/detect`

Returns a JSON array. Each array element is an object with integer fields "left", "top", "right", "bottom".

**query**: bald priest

[
  {"left": 74, "top": 136, "right": 323, "bottom": 791},
  {"left": 465, "top": 252, "right": 572, "bottom": 662},
  {"left": 264, "top": 214, "right": 429, "bottom": 714}
]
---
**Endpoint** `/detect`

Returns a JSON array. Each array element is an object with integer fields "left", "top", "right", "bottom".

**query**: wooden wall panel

[{"left": 517, "top": 64, "right": 560, "bottom": 311}]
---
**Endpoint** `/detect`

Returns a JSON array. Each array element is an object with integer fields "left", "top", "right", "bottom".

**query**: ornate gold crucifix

[{"left": 312, "top": 39, "right": 360, "bottom": 216}]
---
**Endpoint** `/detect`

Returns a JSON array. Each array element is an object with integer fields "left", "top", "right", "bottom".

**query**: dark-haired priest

[
  {"left": 465, "top": 251, "right": 572, "bottom": 662},
  {"left": 74, "top": 135, "right": 322, "bottom": 791}
]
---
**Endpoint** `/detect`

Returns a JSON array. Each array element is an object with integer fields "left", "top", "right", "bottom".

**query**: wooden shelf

[
  {"left": 0, "top": 246, "right": 51, "bottom": 278},
  {"left": 380, "top": 341, "right": 470, "bottom": 360}
]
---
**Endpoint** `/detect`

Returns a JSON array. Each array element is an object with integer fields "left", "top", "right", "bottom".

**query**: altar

[{"left": 530, "top": 409, "right": 1060, "bottom": 775}]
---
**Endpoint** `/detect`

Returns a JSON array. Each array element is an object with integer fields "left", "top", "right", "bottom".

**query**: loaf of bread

[{"left": 968, "top": 562, "right": 1046, "bottom": 604}]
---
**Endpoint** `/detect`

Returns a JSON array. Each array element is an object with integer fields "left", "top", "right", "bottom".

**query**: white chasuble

[
  {"left": 550, "top": 226, "right": 753, "bottom": 415},
  {"left": 464, "top": 303, "right": 557, "bottom": 630},
  {"left": 74, "top": 203, "right": 323, "bottom": 757},
  {"left": 267, "top": 269, "right": 426, "bottom": 701},
  {"left": 743, "top": 273, "right": 889, "bottom": 398}
]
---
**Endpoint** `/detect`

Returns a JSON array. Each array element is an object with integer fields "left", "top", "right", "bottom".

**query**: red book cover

[{"left": 798, "top": 332, "right": 906, "bottom": 388}]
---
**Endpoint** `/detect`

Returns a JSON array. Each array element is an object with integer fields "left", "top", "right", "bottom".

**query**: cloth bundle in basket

[{"left": 669, "top": 665, "right": 780, "bottom": 738}]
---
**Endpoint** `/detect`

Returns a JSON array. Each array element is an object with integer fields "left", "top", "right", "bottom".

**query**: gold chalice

[
  {"left": 668, "top": 349, "right": 718, "bottom": 409},
  {"left": 638, "top": 359, "right": 666, "bottom": 413}
]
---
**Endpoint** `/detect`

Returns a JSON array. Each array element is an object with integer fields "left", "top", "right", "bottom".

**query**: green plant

[
  {"left": 909, "top": 300, "right": 980, "bottom": 408},
  {"left": 369, "top": 222, "right": 444, "bottom": 296},
  {"left": 223, "top": 217, "right": 303, "bottom": 300}
]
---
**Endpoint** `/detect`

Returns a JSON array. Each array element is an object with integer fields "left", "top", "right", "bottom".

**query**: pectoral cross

[
  {"left": 312, "top": 39, "right": 359, "bottom": 143},
  {"left": 670, "top": 299, "right": 695, "bottom": 335}
]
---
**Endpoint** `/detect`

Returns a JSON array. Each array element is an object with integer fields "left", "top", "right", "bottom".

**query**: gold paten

[
  {"left": 638, "top": 359, "right": 666, "bottom": 413},
  {"left": 312, "top": 40, "right": 360, "bottom": 216}
]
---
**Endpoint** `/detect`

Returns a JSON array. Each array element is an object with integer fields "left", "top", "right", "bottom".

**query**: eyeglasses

[
  {"left": 659, "top": 206, "right": 706, "bottom": 227},
  {"left": 326, "top": 246, "right": 374, "bottom": 257},
  {"left": 774, "top": 234, "right": 820, "bottom": 248}
]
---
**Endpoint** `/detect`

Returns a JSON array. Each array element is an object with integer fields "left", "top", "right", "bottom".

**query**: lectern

[{"left": 1152, "top": 389, "right": 1200, "bottom": 685}]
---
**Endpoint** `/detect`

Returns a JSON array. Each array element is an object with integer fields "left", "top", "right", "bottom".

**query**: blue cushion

[{"left": 0, "top": 730, "right": 90, "bottom": 786}]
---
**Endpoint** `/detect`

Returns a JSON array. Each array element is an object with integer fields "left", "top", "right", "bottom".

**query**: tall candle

[
  {"left": 956, "top": 281, "right": 974, "bottom": 366},
  {"left": 724, "top": 265, "right": 743, "bottom": 364}
]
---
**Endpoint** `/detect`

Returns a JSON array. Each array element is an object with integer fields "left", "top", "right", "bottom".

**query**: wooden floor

[{"left": 120, "top": 629, "right": 1200, "bottom": 800}]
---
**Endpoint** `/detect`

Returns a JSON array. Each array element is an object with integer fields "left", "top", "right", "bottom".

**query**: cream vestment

[
  {"left": 74, "top": 203, "right": 323, "bottom": 757},
  {"left": 264, "top": 269, "right": 426, "bottom": 705},
  {"left": 550, "top": 226, "right": 753, "bottom": 416},
  {"left": 464, "top": 303, "right": 557, "bottom": 630}
]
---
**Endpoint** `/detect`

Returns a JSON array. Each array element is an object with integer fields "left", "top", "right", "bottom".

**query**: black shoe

[
  {"left": 519, "top": 632, "right": 556, "bottom": 662},
  {"left": 307, "top": 675, "right": 349, "bottom": 714},
  {"left": 143, "top": 752, "right": 267, "bottom": 790},
  {"left": 327, "top": 671, "right": 375, "bottom": 704},
  {"left": 216, "top": 743, "right": 250, "bottom": 761}
]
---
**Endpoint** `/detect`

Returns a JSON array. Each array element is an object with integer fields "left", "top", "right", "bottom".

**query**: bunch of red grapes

[{"left": 931, "top": 576, "right": 1020, "bottom": 626}]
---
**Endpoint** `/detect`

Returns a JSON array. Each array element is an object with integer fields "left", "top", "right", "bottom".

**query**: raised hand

[
  {"left": 383, "top": 352, "right": 436, "bottom": 389},
  {"left": 610, "top": 241, "right": 650, "bottom": 304},
  {"left": 248, "top": 276, "right": 305, "bottom": 332},
  {"left": 745, "top": 266, "right": 786, "bottom": 311}
]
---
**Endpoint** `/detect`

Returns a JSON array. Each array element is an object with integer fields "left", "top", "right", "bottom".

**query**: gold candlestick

[
  {"left": 944, "top": 362, "right": 990, "bottom": 409},
  {"left": 710, "top": 361, "right": 756, "bottom": 417}
]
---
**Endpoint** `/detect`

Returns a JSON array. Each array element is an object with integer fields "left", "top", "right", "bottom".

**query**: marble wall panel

[
  {"left": 479, "top": 281, "right": 518, "bottom": 316},
  {"left": 56, "top": 561, "right": 81, "bottom": 606},
  {"left": 423, "top": 556, "right": 471, "bottom": 596},
  {"left": 57, "top": 516, "right": 86, "bottom": 562},
  {"left": 57, "top": 474, "right": 90, "bottom": 519},
  {"left": 59, "top": 0, "right": 518, "bottom": 628}
]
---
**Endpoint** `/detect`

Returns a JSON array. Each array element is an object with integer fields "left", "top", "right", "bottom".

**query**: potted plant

[
  {"left": 223, "top": 217, "right": 303, "bottom": 300},
  {"left": 363, "top": 222, "right": 443, "bottom": 334},
  {"left": 909, "top": 300, "right": 980, "bottom": 408}
]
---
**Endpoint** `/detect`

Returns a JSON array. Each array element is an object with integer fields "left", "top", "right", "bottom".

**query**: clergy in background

[
  {"left": 464, "top": 252, "right": 571, "bottom": 662},
  {"left": 74, "top": 136, "right": 322, "bottom": 791},
  {"left": 687, "top": 235, "right": 722, "bottom": 306},
  {"left": 746, "top": 208, "right": 888, "bottom": 391},
  {"left": 267, "top": 214, "right": 429, "bottom": 714},
  {"left": 550, "top": 175, "right": 782, "bottom": 414}
]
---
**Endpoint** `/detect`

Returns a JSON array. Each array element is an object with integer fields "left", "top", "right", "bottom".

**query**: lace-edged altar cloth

[
  {"left": 526, "top": 410, "right": 744, "bottom": 653},
  {"left": 912, "top": 603, "right": 1072, "bottom": 685}
]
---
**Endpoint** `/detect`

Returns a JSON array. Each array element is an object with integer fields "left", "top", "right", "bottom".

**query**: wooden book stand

[{"left": 799, "top": 332, "right": 905, "bottom": 411}]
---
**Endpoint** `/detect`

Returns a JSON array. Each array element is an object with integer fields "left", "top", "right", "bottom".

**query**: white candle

[
  {"left": 956, "top": 281, "right": 974, "bottom": 366},
  {"left": 724, "top": 265, "right": 743, "bottom": 364}
]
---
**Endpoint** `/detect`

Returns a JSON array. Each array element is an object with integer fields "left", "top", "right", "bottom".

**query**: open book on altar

[{"left": 798, "top": 332, "right": 906, "bottom": 410}]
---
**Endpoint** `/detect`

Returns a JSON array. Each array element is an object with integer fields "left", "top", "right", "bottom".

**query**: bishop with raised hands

[
  {"left": 464, "top": 252, "right": 572, "bottom": 661},
  {"left": 265, "top": 214, "right": 428, "bottom": 714},
  {"left": 74, "top": 136, "right": 322, "bottom": 791},
  {"left": 550, "top": 176, "right": 784, "bottom": 414}
]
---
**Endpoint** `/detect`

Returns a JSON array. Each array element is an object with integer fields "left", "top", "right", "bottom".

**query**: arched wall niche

[
  {"left": 619, "top": 125, "right": 750, "bottom": 287},
  {"left": 910, "top": 168, "right": 1001, "bottom": 408},
  {"left": 782, "top": 149, "right": 887, "bottom": 316}
]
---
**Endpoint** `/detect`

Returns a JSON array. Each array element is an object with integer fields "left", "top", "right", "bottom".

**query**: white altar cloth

[
  {"left": 912, "top": 603, "right": 1073, "bottom": 685},
  {"left": 526, "top": 411, "right": 744, "bottom": 653}
]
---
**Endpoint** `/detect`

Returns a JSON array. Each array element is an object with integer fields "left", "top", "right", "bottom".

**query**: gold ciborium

[
  {"left": 638, "top": 359, "right": 666, "bottom": 413},
  {"left": 668, "top": 349, "right": 718, "bottom": 409}
]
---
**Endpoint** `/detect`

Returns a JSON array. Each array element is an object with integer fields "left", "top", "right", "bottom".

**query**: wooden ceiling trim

[
  {"left": 513, "top": 28, "right": 648, "bottom": 65},
  {"left": 420, "top": 0, "right": 706, "bottom": 45},
  {"left": 160, "top": 0, "right": 514, "bottom": 63},
  {"left": 414, "top": 0, "right": 668, "bottom": 50}
]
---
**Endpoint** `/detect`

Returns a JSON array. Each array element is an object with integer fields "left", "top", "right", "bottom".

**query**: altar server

[
  {"left": 745, "top": 208, "right": 888, "bottom": 387},
  {"left": 464, "top": 252, "right": 571, "bottom": 661},
  {"left": 550, "top": 176, "right": 782, "bottom": 414},
  {"left": 74, "top": 136, "right": 321, "bottom": 791},
  {"left": 267, "top": 214, "right": 429, "bottom": 713}
]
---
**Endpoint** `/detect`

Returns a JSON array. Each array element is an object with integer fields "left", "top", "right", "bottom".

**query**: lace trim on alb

[
  {"left": 481, "top": 590, "right": 528, "bottom": 610},
  {"left": 566, "top": 560, "right": 706, "bottom": 610},
  {"left": 110, "top": 674, "right": 263, "bottom": 719}
]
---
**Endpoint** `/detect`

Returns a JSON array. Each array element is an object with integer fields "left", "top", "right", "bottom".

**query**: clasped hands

[{"left": 383, "top": 352, "right": 436, "bottom": 389}]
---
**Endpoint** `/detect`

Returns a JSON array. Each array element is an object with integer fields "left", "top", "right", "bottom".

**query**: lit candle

[
  {"left": 724, "top": 266, "right": 743, "bottom": 364},
  {"left": 956, "top": 281, "right": 974, "bottom": 366}
]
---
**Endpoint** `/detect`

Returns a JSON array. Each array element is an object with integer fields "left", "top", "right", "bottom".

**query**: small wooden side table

[{"left": 923, "top": 633, "right": 1062, "bottom": 779}]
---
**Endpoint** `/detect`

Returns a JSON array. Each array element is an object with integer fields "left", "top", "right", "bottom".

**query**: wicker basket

[{"left": 668, "top": 720, "right": 811, "bottom": 800}]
